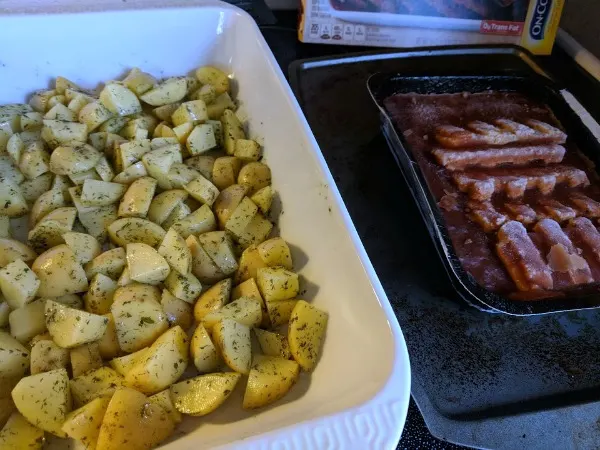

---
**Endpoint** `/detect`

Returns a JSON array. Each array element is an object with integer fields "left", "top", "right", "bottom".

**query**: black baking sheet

[{"left": 289, "top": 46, "right": 600, "bottom": 449}]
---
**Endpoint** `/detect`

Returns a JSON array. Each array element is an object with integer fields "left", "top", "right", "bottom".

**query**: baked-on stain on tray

[{"left": 384, "top": 90, "right": 600, "bottom": 299}]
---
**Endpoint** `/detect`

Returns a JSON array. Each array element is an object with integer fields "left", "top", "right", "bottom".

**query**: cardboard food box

[{"left": 299, "top": 0, "right": 564, "bottom": 54}]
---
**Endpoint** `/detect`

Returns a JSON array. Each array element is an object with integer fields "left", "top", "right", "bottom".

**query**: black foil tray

[{"left": 368, "top": 73, "right": 600, "bottom": 315}]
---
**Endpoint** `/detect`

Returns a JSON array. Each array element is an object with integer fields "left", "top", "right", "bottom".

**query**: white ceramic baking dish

[{"left": 0, "top": 1, "right": 411, "bottom": 448}]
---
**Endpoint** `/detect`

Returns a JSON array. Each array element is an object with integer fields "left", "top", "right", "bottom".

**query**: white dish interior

[{"left": 0, "top": 2, "right": 411, "bottom": 448}]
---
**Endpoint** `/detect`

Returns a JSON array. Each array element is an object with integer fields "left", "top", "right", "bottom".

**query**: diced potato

[
  {"left": 44, "top": 103, "right": 76, "bottom": 121},
  {"left": 48, "top": 95, "right": 66, "bottom": 108},
  {"left": 0, "top": 259, "right": 39, "bottom": 309},
  {"left": 170, "top": 372, "right": 240, "bottom": 416},
  {"left": 111, "top": 284, "right": 168, "bottom": 352},
  {"left": 63, "top": 231, "right": 101, "bottom": 265},
  {"left": 212, "top": 156, "right": 242, "bottom": 191},
  {"left": 202, "top": 296, "right": 262, "bottom": 330},
  {"left": 185, "top": 154, "right": 215, "bottom": 181},
  {"left": 96, "top": 387, "right": 175, "bottom": 450},
  {"left": 68, "top": 168, "right": 100, "bottom": 185},
  {"left": 238, "top": 162, "right": 271, "bottom": 195},
  {"left": 158, "top": 228, "right": 191, "bottom": 275},
  {"left": 152, "top": 103, "right": 180, "bottom": 122},
  {"left": 80, "top": 179, "right": 127, "bottom": 207},
  {"left": 97, "top": 313, "right": 120, "bottom": 359},
  {"left": 117, "top": 176, "right": 157, "bottom": 218},
  {"left": 49, "top": 143, "right": 102, "bottom": 175},
  {"left": 186, "top": 123, "right": 216, "bottom": 155},
  {"left": 147, "top": 189, "right": 187, "bottom": 225},
  {"left": 243, "top": 355, "right": 299, "bottom": 409},
  {"left": 84, "top": 273, "right": 117, "bottom": 315},
  {"left": 7, "top": 300, "right": 46, "bottom": 343},
  {"left": 149, "top": 390, "right": 181, "bottom": 424},
  {"left": 123, "top": 68, "right": 157, "bottom": 96},
  {"left": 207, "top": 119, "right": 223, "bottom": 147},
  {"left": 287, "top": 300, "right": 328, "bottom": 371},
  {"left": 256, "top": 267, "right": 299, "bottom": 302},
  {"left": 20, "top": 111, "right": 44, "bottom": 131},
  {"left": 221, "top": 109, "right": 245, "bottom": 155},
  {"left": 125, "top": 326, "right": 188, "bottom": 394},
  {"left": 30, "top": 338, "right": 69, "bottom": 374},
  {"left": 19, "top": 142, "right": 50, "bottom": 180},
  {"left": 266, "top": 299, "right": 298, "bottom": 327},
  {"left": 109, "top": 347, "right": 151, "bottom": 377},
  {"left": 20, "top": 172, "right": 53, "bottom": 203},
  {"left": 100, "top": 84, "right": 141, "bottom": 116},
  {"left": 114, "top": 138, "right": 151, "bottom": 172},
  {"left": 160, "top": 202, "right": 191, "bottom": 231},
  {"left": 257, "top": 237, "right": 293, "bottom": 269},
  {"left": 213, "top": 184, "right": 248, "bottom": 229},
  {"left": 70, "top": 342, "right": 102, "bottom": 377},
  {"left": 48, "top": 293, "right": 83, "bottom": 309},
  {"left": 154, "top": 122, "right": 176, "bottom": 138},
  {"left": 27, "top": 219, "right": 68, "bottom": 253},
  {"left": 0, "top": 331, "right": 30, "bottom": 378},
  {"left": 107, "top": 217, "right": 166, "bottom": 247},
  {"left": 70, "top": 367, "right": 126, "bottom": 407},
  {"left": 0, "top": 412, "right": 44, "bottom": 449},
  {"left": 67, "top": 93, "right": 93, "bottom": 115},
  {"left": 237, "top": 212, "right": 273, "bottom": 248},
  {"left": 161, "top": 289, "right": 192, "bottom": 329},
  {"left": 172, "top": 122, "right": 194, "bottom": 146},
  {"left": 78, "top": 203, "right": 118, "bottom": 243},
  {"left": 142, "top": 144, "right": 182, "bottom": 189},
  {"left": 32, "top": 245, "right": 88, "bottom": 297},
  {"left": 167, "top": 162, "right": 200, "bottom": 189},
  {"left": 190, "top": 84, "right": 216, "bottom": 104},
  {"left": 151, "top": 136, "right": 178, "bottom": 149},
  {"left": 225, "top": 196, "right": 258, "bottom": 240},
  {"left": 0, "top": 398, "right": 15, "bottom": 430},
  {"left": 140, "top": 77, "right": 188, "bottom": 106},
  {"left": 195, "top": 66, "right": 230, "bottom": 95},
  {"left": 0, "top": 155, "right": 23, "bottom": 185},
  {"left": 61, "top": 396, "right": 111, "bottom": 449},
  {"left": 84, "top": 247, "right": 126, "bottom": 280},
  {"left": 78, "top": 101, "right": 113, "bottom": 132},
  {"left": 190, "top": 324, "right": 220, "bottom": 373},
  {"left": 45, "top": 300, "right": 108, "bottom": 348},
  {"left": 29, "top": 90, "right": 57, "bottom": 112},
  {"left": 126, "top": 243, "right": 170, "bottom": 284},
  {"left": 95, "top": 155, "right": 115, "bottom": 181},
  {"left": 251, "top": 185, "right": 274, "bottom": 214},
  {"left": 212, "top": 318, "right": 251, "bottom": 374},
  {"left": 171, "top": 100, "right": 208, "bottom": 127},
  {"left": 232, "top": 278, "right": 268, "bottom": 327},
  {"left": 6, "top": 133, "right": 24, "bottom": 164},
  {"left": 234, "top": 139, "right": 261, "bottom": 162},
  {"left": 163, "top": 270, "right": 200, "bottom": 305},
  {"left": 99, "top": 115, "right": 128, "bottom": 134},
  {"left": 197, "top": 231, "right": 238, "bottom": 275},
  {"left": 184, "top": 175, "right": 219, "bottom": 207},
  {"left": 254, "top": 328, "right": 291, "bottom": 359},
  {"left": 112, "top": 160, "right": 148, "bottom": 185},
  {"left": 11, "top": 368, "right": 71, "bottom": 436},
  {"left": 0, "top": 179, "right": 28, "bottom": 218},
  {"left": 186, "top": 235, "right": 225, "bottom": 284},
  {"left": 54, "top": 76, "right": 84, "bottom": 95},
  {"left": 193, "top": 278, "right": 231, "bottom": 322},
  {"left": 0, "top": 238, "right": 36, "bottom": 269},
  {"left": 171, "top": 203, "right": 217, "bottom": 238},
  {"left": 0, "top": 301, "right": 9, "bottom": 327}
]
